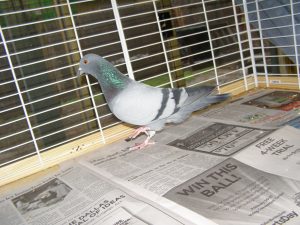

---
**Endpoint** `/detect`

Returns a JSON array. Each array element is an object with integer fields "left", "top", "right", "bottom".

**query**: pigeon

[{"left": 77, "top": 53, "right": 230, "bottom": 150}]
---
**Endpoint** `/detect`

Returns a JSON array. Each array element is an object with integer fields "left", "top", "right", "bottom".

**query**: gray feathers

[{"left": 78, "top": 54, "right": 230, "bottom": 132}]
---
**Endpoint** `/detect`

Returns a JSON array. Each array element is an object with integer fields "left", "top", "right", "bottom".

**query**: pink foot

[
  {"left": 126, "top": 127, "right": 156, "bottom": 150},
  {"left": 126, "top": 127, "right": 150, "bottom": 141},
  {"left": 128, "top": 138, "right": 156, "bottom": 150}
]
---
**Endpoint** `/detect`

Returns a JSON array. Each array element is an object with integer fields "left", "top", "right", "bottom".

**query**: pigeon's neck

[{"left": 96, "top": 61, "right": 130, "bottom": 99}]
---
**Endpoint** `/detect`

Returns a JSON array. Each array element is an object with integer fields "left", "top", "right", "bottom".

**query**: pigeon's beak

[
  {"left": 77, "top": 68, "right": 87, "bottom": 84},
  {"left": 77, "top": 67, "right": 85, "bottom": 77}
]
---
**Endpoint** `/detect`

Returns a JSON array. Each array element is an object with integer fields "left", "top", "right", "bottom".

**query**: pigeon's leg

[{"left": 128, "top": 129, "right": 156, "bottom": 150}]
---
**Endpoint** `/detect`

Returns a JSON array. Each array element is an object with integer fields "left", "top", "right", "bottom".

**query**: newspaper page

[
  {"left": 233, "top": 125, "right": 300, "bottom": 181},
  {"left": 79, "top": 117, "right": 271, "bottom": 196},
  {"left": 78, "top": 117, "right": 293, "bottom": 225},
  {"left": 79, "top": 127, "right": 300, "bottom": 225},
  {"left": 148, "top": 116, "right": 272, "bottom": 156},
  {"left": 202, "top": 90, "right": 300, "bottom": 128},
  {"left": 0, "top": 162, "right": 196, "bottom": 225},
  {"left": 164, "top": 158, "right": 300, "bottom": 225},
  {"left": 165, "top": 120, "right": 271, "bottom": 156}
]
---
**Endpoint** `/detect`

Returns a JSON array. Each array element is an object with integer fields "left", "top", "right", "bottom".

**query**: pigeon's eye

[{"left": 83, "top": 59, "right": 89, "bottom": 64}]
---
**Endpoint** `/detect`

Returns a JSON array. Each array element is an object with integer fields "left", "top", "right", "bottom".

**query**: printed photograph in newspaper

[{"left": 242, "top": 91, "right": 300, "bottom": 111}]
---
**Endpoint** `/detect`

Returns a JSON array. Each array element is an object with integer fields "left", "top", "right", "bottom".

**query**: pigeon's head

[
  {"left": 77, "top": 53, "right": 102, "bottom": 78},
  {"left": 77, "top": 53, "right": 128, "bottom": 89}
]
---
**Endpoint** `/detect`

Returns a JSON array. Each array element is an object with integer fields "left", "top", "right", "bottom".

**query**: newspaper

[
  {"left": 81, "top": 125, "right": 300, "bottom": 225},
  {"left": 0, "top": 163, "right": 201, "bottom": 225},
  {"left": 148, "top": 116, "right": 272, "bottom": 155},
  {"left": 233, "top": 125, "right": 300, "bottom": 181},
  {"left": 78, "top": 115, "right": 300, "bottom": 225},
  {"left": 79, "top": 118, "right": 271, "bottom": 195},
  {"left": 166, "top": 120, "right": 271, "bottom": 156},
  {"left": 79, "top": 125, "right": 300, "bottom": 225},
  {"left": 164, "top": 158, "right": 300, "bottom": 225},
  {"left": 80, "top": 142, "right": 223, "bottom": 196},
  {"left": 202, "top": 90, "right": 300, "bottom": 128}
]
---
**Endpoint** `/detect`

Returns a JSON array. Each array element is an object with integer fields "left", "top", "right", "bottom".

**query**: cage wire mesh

[{"left": 0, "top": 0, "right": 300, "bottom": 179}]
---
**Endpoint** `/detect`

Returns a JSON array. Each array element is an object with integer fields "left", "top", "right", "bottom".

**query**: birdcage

[{"left": 0, "top": 0, "right": 299, "bottom": 186}]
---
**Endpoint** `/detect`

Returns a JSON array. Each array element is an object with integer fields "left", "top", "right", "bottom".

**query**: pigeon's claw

[
  {"left": 128, "top": 137, "right": 156, "bottom": 150},
  {"left": 126, "top": 127, "right": 156, "bottom": 150},
  {"left": 125, "top": 127, "right": 151, "bottom": 141}
]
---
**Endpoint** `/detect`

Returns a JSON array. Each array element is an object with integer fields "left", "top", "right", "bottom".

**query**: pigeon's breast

[{"left": 108, "top": 86, "right": 176, "bottom": 126}]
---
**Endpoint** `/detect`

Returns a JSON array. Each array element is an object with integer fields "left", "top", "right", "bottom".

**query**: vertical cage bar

[
  {"left": 232, "top": 0, "right": 248, "bottom": 91},
  {"left": 243, "top": 0, "right": 258, "bottom": 87},
  {"left": 111, "top": 0, "right": 135, "bottom": 80},
  {"left": 290, "top": 0, "right": 300, "bottom": 89},
  {"left": 0, "top": 26, "right": 43, "bottom": 164},
  {"left": 255, "top": 0, "right": 269, "bottom": 87},
  {"left": 201, "top": 0, "right": 220, "bottom": 93},
  {"left": 152, "top": 0, "right": 174, "bottom": 88},
  {"left": 67, "top": 0, "right": 106, "bottom": 143}
]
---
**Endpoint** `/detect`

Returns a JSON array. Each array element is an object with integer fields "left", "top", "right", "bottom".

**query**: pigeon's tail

[
  {"left": 188, "top": 93, "right": 230, "bottom": 112},
  {"left": 207, "top": 93, "right": 231, "bottom": 105},
  {"left": 167, "top": 93, "right": 230, "bottom": 124}
]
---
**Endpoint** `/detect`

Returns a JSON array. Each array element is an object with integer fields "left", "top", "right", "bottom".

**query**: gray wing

[
  {"left": 146, "top": 86, "right": 222, "bottom": 130},
  {"left": 149, "top": 86, "right": 229, "bottom": 129},
  {"left": 108, "top": 83, "right": 189, "bottom": 126}
]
